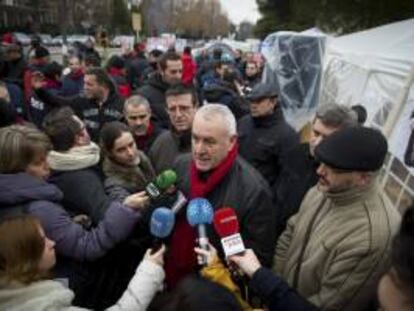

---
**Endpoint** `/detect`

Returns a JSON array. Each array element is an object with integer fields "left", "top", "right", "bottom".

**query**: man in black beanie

[{"left": 274, "top": 126, "right": 400, "bottom": 311}]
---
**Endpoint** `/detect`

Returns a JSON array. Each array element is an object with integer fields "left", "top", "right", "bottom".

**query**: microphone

[
  {"left": 186, "top": 198, "right": 214, "bottom": 265},
  {"left": 213, "top": 207, "right": 245, "bottom": 258},
  {"left": 150, "top": 207, "right": 175, "bottom": 254},
  {"left": 145, "top": 169, "right": 177, "bottom": 200},
  {"left": 170, "top": 190, "right": 187, "bottom": 214}
]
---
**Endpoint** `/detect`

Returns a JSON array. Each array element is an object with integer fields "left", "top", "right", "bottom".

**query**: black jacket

[
  {"left": 203, "top": 82, "right": 249, "bottom": 121},
  {"left": 137, "top": 72, "right": 170, "bottom": 129},
  {"left": 238, "top": 108, "right": 299, "bottom": 188},
  {"left": 34, "top": 88, "right": 124, "bottom": 142},
  {"left": 273, "top": 143, "right": 319, "bottom": 237},
  {"left": 174, "top": 154, "right": 277, "bottom": 267},
  {"left": 250, "top": 267, "right": 319, "bottom": 311},
  {"left": 48, "top": 167, "right": 110, "bottom": 224}
]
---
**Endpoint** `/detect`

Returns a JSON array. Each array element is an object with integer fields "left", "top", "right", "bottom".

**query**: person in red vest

[{"left": 181, "top": 46, "right": 196, "bottom": 86}]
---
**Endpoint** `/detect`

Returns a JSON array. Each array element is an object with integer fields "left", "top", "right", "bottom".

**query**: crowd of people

[{"left": 0, "top": 35, "right": 410, "bottom": 311}]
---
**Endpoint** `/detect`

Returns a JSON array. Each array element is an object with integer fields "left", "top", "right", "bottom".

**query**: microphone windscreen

[
  {"left": 186, "top": 198, "right": 214, "bottom": 226},
  {"left": 150, "top": 207, "right": 175, "bottom": 238},
  {"left": 155, "top": 169, "right": 177, "bottom": 190},
  {"left": 213, "top": 207, "right": 239, "bottom": 238}
]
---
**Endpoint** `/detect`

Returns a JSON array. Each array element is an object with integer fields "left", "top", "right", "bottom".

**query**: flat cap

[
  {"left": 315, "top": 126, "right": 387, "bottom": 171},
  {"left": 245, "top": 83, "right": 278, "bottom": 101}
]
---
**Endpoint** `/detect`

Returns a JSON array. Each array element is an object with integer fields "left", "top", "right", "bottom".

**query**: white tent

[{"left": 320, "top": 18, "right": 414, "bottom": 209}]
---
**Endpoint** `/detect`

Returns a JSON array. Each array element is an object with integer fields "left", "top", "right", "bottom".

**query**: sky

[{"left": 219, "top": 0, "right": 261, "bottom": 25}]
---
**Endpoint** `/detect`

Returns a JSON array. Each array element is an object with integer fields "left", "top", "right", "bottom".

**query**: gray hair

[
  {"left": 315, "top": 104, "right": 358, "bottom": 129},
  {"left": 195, "top": 104, "right": 237, "bottom": 136},
  {"left": 124, "top": 95, "right": 151, "bottom": 112}
]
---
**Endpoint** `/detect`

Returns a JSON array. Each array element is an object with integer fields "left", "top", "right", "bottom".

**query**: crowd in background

[{"left": 0, "top": 33, "right": 411, "bottom": 311}]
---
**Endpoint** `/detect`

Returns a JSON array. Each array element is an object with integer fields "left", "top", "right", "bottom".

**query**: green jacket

[{"left": 274, "top": 179, "right": 400, "bottom": 311}]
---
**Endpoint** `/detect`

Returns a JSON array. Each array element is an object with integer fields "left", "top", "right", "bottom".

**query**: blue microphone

[
  {"left": 150, "top": 207, "right": 175, "bottom": 254},
  {"left": 187, "top": 198, "right": 214, "bottom": 265}
]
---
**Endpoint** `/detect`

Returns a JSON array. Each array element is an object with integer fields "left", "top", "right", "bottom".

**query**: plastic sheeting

[{"left": 261, "top": 31, "right": 327, "bottom": 130}]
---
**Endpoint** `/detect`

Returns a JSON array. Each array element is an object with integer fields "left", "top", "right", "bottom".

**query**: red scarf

[
  {"left": 70, "top": 68, "right": 84, "bottom": 80},
  {"left": 165, "top": 143, "right": 239, "bottom": 289},
  {"left": 108, "top": 67, "right": 124, "bottom": 77},
  {"left": 134, "top": 122, "right": 154, "bottom": 151}
]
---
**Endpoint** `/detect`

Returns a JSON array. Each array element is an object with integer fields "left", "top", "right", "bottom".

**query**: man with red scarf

[{"left": 166, "top": 104, "right": 276, "bottom": 288}]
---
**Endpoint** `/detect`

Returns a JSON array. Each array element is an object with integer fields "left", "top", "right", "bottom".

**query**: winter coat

[
  {"left": 48, "top": 167, "right": 110, "bottom": 224},
  {"left": 249, "top": 267, "right": 319, "bottom": 311},
  {"left": 137, "top": 72, "right": 171, "bottom": 129},
  {"left": 0, "top": 259, "right": 164, "bottom": 311},
  {"left": 273, "top": 143, "right": 319, "bottom": 238},
  {"left": 103, "top": 151, "right": 156, "bottom": 203},
  {"left": 148, "top": 130, "right": 192, "bottom": 173},
  {"left": 274, "top": 181, "right": 401, "bottom": 311},
  {"left": 238, "top": 108, "right": 299, "bottom": 189},
  {"left": 125, "top": 53, "right": 149, "bottom": 90},
  {"left": 61, "top": 71, "right": 84, "bottom": 97},
  {"left": 174, "top": 155, "right": 277, "bottom": 267},
  {"left": 6, "top": 82, "right": 25, "bottom": 118},
  {"left": 33, "top": 87, "right": 124, "bottom": 142},
  {"left": 0, "top": 173, "right": 141, "bottom": 262},
  {"left": 203, "top": 82, "right": 249, "bottom": 120},
  {"left": 181, "top": 53, "right": 196, "bottom": 86}
]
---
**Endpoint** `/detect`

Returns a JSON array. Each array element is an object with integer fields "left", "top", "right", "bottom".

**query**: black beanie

[{"left": 315, "top": 126, "right": 388, "bottom": 172}]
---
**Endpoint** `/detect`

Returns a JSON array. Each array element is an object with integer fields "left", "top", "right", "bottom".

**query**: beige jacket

[{"left": 274, "top": 180, "right": 400, "bottom": 311}]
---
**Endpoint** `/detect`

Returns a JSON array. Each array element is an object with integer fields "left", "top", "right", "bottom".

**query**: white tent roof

[{"left": 329, "top": 18, "right": 414, "bottom": 61}]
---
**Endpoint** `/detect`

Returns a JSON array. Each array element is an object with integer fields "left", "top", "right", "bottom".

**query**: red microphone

[{"left": 213, "top": 207, "right": 246, "bottom": 257}]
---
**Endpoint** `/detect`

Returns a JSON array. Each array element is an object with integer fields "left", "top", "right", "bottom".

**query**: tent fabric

[
  {"left": 320, "top": 18, "right": 414, "bottom": 130},
  {"left": 320, "top": 18, "right": 414, "bottom": 175}
]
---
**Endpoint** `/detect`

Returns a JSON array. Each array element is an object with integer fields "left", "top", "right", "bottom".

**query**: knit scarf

[
  {"left": 102, "top": 150, "right": 156, "bottom": 191},
  {"left": 165, "top": 143, "right": 239, "bottom": 289},
  {"left": 47, "top": 142, "right": 100, "bottom": 171}
]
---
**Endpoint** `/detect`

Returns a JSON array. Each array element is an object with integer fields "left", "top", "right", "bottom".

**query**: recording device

[
  {"left": 186, "top": 198, "right": 214, "bottom": 266},
  {"left": 145, "top": 169, "right": 177, "bottom": 200},
  {"left": 150, "top": 207, "right": 175, "bottom": 254},
  {"left": 213, "top": 207, "right": 245, "bottom": 257}
]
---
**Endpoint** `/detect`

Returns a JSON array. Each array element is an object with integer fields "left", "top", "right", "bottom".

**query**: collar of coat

[{"left": 324, "top": 177, "right": 380, "bottom": 207}]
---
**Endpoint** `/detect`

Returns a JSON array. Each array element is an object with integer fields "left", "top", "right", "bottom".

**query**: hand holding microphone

[
  {"left": 229, "top": 249, "right": 262, "bottom": 278},
  {"left": 187, "top": 198, "right": 214, "bottom": 266},
  {"left": 145, "top": 169, "right": 177, "bottom": 200},
  {"left": 213, "top": 207, "right": 246, "bottom": 258}
]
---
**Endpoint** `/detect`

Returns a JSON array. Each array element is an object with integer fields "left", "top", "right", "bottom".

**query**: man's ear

[{"left": 229, "top": 135, "right": 238, "bottom": 148}]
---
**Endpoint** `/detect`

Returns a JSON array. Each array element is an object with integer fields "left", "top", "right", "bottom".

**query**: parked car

[
  {"left": 52, "top": 35, "right": 63, "bottom": 46},
  {"left": 38, "top": 34, "right": 53, "bottom": 46},
  {"left": 67, "top": 35, "right": 95, "bottom": 45},
  {"left": 12, "top": 32, "right": 31, "bottom": 46}
]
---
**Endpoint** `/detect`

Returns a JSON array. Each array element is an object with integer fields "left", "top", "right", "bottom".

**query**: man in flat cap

[
  {"left": 274, "top": 126, "right": 400, "bottom": 311},
  {"left": 238, "top": 82, "right": 299, "bottom": 190}
]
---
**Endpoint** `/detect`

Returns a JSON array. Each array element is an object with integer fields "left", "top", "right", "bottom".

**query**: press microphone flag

[
  {"left": 213, "top": 207, "right": 245, "bottom": 257},
  {"left": 150, "top": 207, "right": 175, "bottom": 253},
  {"left": 145, "top": 169, "right": 177, "bottom": 199},
  {"left": 186, "top": 198, "right": 214, "bottom": 265}
]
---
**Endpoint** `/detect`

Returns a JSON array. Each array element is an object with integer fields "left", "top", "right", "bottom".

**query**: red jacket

[{"left": 181, "top": 53, "right": 196, "bottom": 86}]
